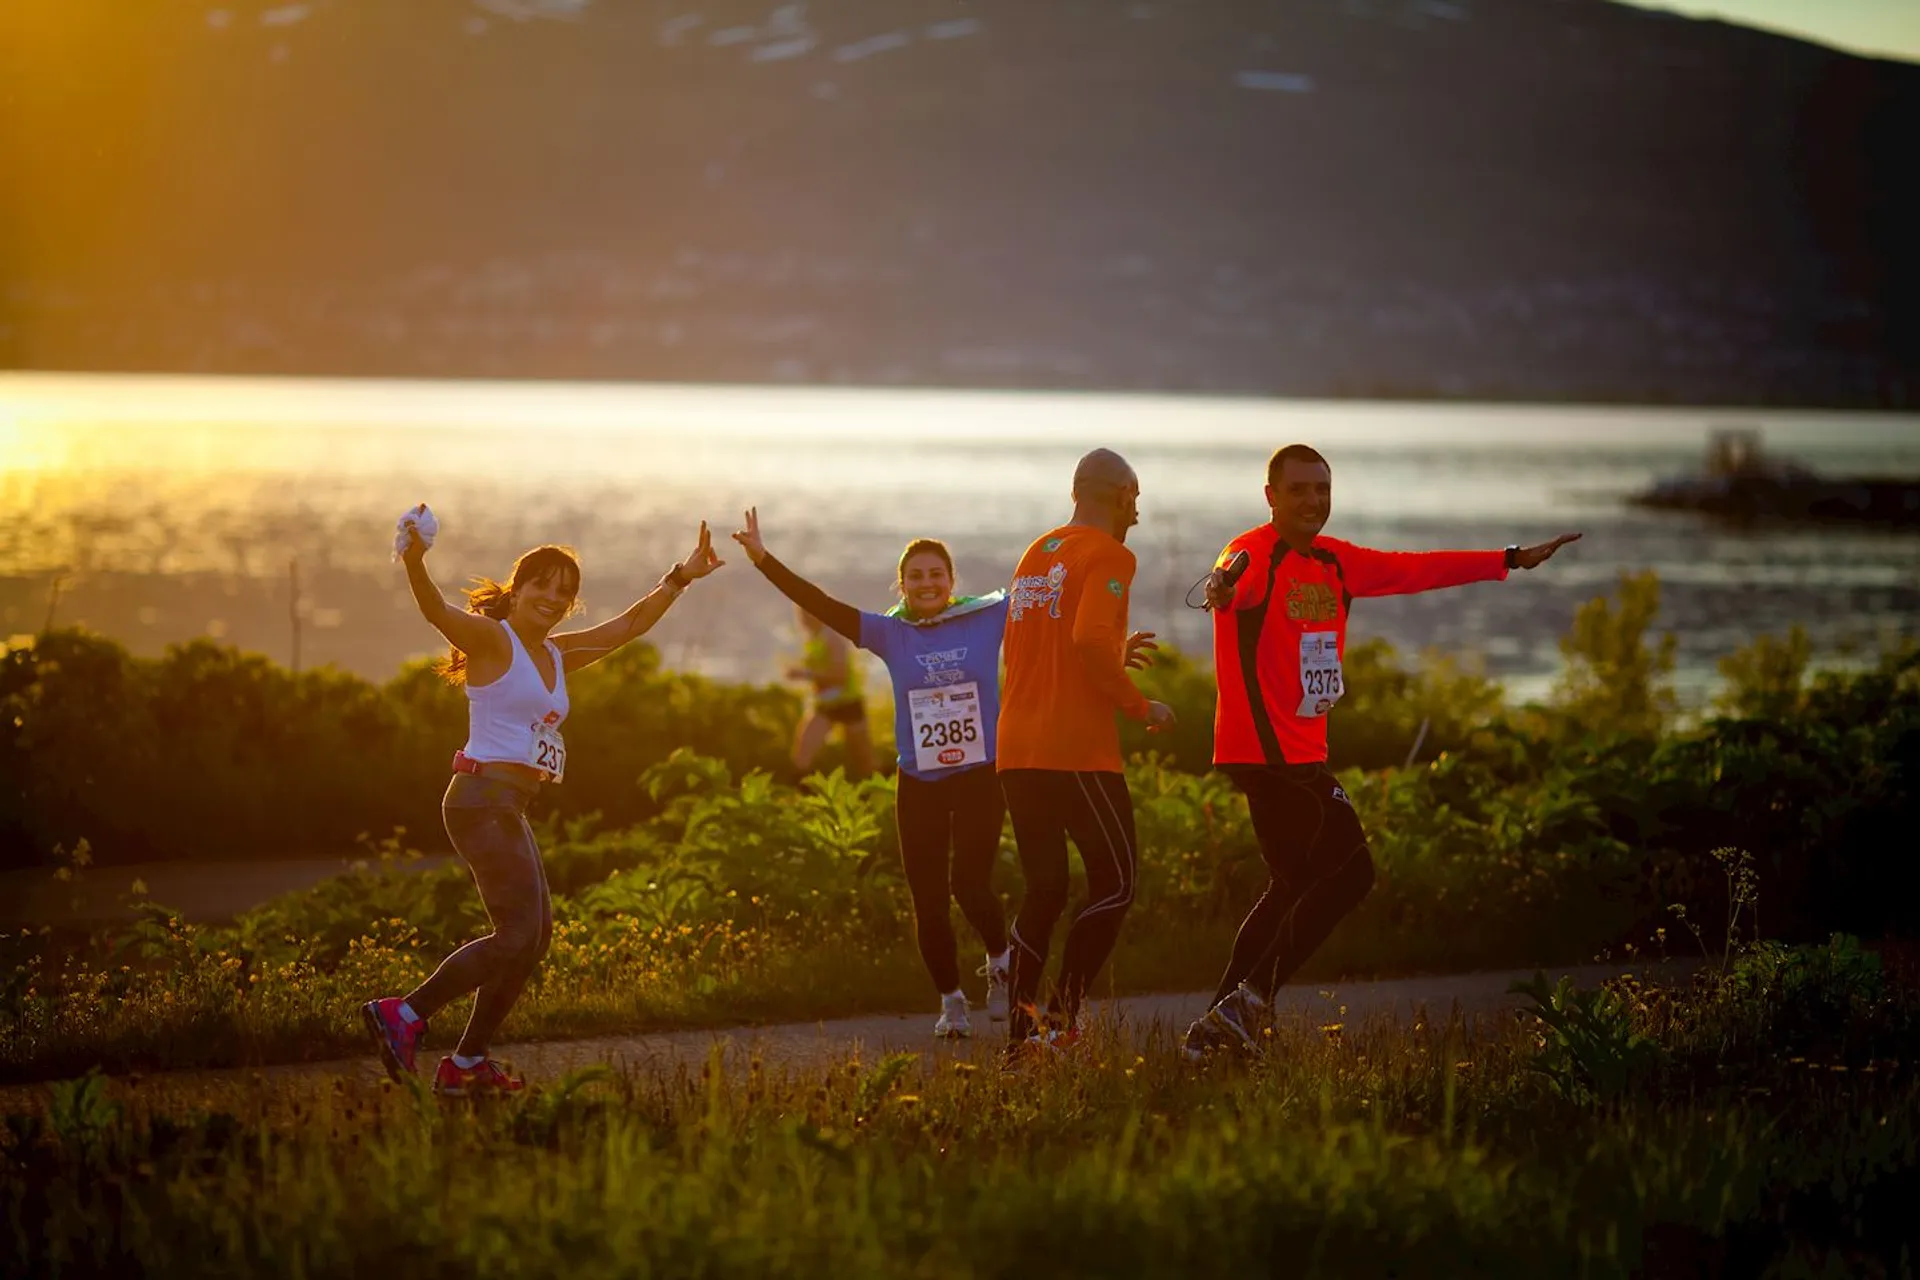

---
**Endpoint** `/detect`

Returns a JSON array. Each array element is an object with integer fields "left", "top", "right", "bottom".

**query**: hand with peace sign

[{"left": 732, "top": 507, "right": 770, "bottom": 566}]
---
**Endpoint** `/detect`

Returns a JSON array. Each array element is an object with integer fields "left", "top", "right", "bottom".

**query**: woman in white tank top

[{"left": 361, "top": 510, "right": 724, "bottom": 1097}]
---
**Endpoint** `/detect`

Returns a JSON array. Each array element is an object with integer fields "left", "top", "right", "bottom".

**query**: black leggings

[
  {"left": 1000, "top": 769, "right": 1138, "bottom": 1040},
  {"left": 1209, "top": 763, "right": 1376, "bottom": 1008},
  {"left": 896, "top": 766, "right": 1010, "bottom": 994},
  {"left": 406, "top": 774, "right": 555, "bottom": 1057}
]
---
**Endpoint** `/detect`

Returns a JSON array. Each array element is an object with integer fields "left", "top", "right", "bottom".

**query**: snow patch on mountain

[
  {"left": 472, "top": 0, "right": 589, "bottom": 22},
  {"left": 833, "top": 31, "right": 911, "bottom": 62},
  {"left": 644, "top": 6, "right": 968, "bottom": 68},
  {"left": 753, "top": 36, "right": 816, "bottom": 61}
]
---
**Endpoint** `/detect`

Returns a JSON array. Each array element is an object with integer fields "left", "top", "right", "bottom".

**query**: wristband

[
  {"left": 665, "top": 562, "right": 693, "bottom": 590},
  {"left": 1504, "top": 545, "right": 1521, "bottom": 571}
]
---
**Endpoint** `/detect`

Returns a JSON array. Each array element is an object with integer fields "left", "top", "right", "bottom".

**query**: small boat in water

[{"left": 1630, "top": 427, "right": 1920, "bottom": 530}]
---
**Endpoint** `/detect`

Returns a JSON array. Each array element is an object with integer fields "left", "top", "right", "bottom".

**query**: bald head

[
  {"left": 1070, "top": 447, "right": 1141, "bottom": 541},
  {"left": 1072, "top": 448, "right": 1137, "bottom": 497}
]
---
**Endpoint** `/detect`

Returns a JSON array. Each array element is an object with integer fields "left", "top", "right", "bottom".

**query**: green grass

[{"left": 8, "top": 966, "right": 1917, "bottom": 1280}]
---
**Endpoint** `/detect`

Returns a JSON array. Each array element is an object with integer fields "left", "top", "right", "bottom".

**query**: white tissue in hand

[{"left": 394, "top": 503, "right": 439, "bottom": 558}]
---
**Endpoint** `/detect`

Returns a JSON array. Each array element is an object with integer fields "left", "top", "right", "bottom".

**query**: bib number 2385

[
  {"left": 528, "top": 720, "right": 567, "bottom": 783},
  {"left": 909, "top": 681, "right": 987, "bottom": 772},
  {"left": 1296, "top": 631, "right": 1345, "bottom": 718}
]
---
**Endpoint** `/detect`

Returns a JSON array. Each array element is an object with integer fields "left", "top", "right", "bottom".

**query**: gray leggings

[{"left": 404, "top": 774, "right": 553, "bottom": 1057}]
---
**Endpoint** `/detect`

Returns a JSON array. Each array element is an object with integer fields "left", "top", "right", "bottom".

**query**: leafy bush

[
  {"left": 4, "top": 601, "right": 1524, "bottom": 867},
  {"left": 1549, "top": 569, "right": 1677, "bottom": 740},
  {"left": 0, "top": 633, "right": 805, "bottom": 868},
  {"left": 1715, "top": 624, "right": 1813, "bottom": 720}
]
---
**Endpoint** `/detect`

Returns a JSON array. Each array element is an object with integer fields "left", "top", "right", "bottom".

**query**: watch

[{"left": 1504, "top": 545, "right": 1521, "bottom": 571}]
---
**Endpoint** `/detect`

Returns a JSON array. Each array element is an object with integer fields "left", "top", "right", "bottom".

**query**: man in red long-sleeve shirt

[{"left": 1183, "top": 443, "right": 1580, "bottom": 1061}]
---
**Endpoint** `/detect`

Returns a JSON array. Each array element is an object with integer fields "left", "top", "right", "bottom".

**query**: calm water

[{"left": 4, "top": 374, "right": 1918, "bottom": 707}]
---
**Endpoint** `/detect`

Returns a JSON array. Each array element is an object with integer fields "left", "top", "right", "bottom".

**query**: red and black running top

[{"left": 1209, "top": 525, "right": 1508, "bottom": 766}]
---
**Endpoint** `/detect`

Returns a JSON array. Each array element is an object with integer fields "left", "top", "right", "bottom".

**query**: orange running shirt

[
  {"left": 1210, "top": 526, "right": 1508, "bottom": 766},
  {"left": 997, "top": 525, "right": 1152, "bottom": 773}
]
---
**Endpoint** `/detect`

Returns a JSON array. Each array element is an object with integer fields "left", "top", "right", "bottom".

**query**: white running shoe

[
  {"left": 934, "top": 991, "right": 972, "bottom": 1039},
  {"left": 979, "top": 961, "right": 1011, "bottom": 1023}
]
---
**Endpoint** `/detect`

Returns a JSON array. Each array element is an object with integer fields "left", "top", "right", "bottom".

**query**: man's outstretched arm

[{"left": 1339, "top": 533, "right": 1581, "bottom": 598}]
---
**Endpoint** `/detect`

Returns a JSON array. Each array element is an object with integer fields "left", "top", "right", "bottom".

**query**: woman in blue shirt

[{"left": 734, "top": 508, "right": 1010, "bottom": 1038}]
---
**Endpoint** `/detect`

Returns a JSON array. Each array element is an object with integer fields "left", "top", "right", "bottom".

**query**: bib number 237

[{"left": 529, "top": 721, "right": 567, "bottom": 783}]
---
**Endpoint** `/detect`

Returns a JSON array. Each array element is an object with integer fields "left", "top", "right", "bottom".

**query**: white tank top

[{"left": 463, "top": 620, "right": 570, "bottom": 774}]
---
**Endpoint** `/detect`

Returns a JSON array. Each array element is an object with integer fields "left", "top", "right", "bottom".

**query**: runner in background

[
  {"left": 362, "top": 507, "right": 723, "bottom": 1095},
  {"left": 1182, "top": 444, "right": 1580, "bottom": 1060},
  {"left": 997, "top": 449, "right": 1175, "bottom": 1056},
  {"left": 735, "top": 509, "right": 1013, "bottom": 1037},
  {"left": 790, "top": 604, "right": 876, "bottom": 781}
]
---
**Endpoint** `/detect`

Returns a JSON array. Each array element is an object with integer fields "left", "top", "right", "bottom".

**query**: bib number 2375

[{"left": 1296, "top": 631, "right": 1345, "bottom": 718}]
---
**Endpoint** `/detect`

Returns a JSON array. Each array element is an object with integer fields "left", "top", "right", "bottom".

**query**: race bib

[
  {"left": 1296, "top": 631, "right": 1345, "bottom": 718},
  {"left": 908, "top": 681, "right": 987, "bottom": 772},
  {"left": 528, "top": 717, "right": 567, "bottom": 783}
]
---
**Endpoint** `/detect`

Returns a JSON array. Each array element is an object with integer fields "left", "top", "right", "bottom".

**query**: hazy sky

[{"left": 1625, "top": 0, "right": 1920, "bottom": 62}]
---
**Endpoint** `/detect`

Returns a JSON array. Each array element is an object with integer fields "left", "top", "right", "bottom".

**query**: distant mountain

[{"left": 2, "top": 0, "right": 1915, "bottom": 405}]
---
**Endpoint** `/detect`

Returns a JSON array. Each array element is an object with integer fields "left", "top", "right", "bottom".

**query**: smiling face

[
  {"left": 509, "top": 564, "right": 580, "bottom": 637},
  {"left": 1265, "top": 456, "right": 1333, "bottom": 546},
  {"left": 899, "top": 549, "right": 955, "bottom": 620}
]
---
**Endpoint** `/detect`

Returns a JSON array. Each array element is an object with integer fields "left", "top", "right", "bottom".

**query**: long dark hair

[{"left": 437, "top": 544, "right": 582, "bottom": 684}]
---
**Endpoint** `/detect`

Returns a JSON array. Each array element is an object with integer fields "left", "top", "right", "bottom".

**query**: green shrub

[{"left": 1549, "top": 569, "right": 1677, "bottom": 740}]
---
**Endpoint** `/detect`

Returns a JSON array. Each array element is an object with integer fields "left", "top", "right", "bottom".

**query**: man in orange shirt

[
  {"left": 999, "top": 448, "right": 1176, "bottom": 1051},
  {"left": 1183, "top": 443, "right": 1580, "bottom": 1061}
]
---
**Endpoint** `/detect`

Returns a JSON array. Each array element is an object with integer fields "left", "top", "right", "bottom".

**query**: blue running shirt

[{"left": 859, "top": 594, "right": 1009, "bottom": 781}]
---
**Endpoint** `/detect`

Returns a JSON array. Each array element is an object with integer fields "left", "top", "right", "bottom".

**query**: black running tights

[
  {"left": 1000, "top": 769, "right": 1138, "bottom": 1041},
  {"left": 896, "top": 765, "right": 1010, "bottom": 994},
  {"left": 1208, "top": 763, "right": 1376, "bottom": 1009}
]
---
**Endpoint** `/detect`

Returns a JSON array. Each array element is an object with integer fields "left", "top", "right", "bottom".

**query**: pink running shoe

[
  {"left": 432, "top": 1056, "right": 526, "bottom": 1098},
  {"left": 360, "top": 998, "right": 425, "bottom": 1082}
]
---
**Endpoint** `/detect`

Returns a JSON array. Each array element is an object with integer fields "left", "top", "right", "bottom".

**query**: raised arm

[
  {"left": 551, "top": 521, "right": 725, "bottom": 673},
  {"left": 401, "top": 526, "right": 510, "bottom": 664},
  {"left": 730, "top": 507, "right": 863, "bottom": 642}
]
